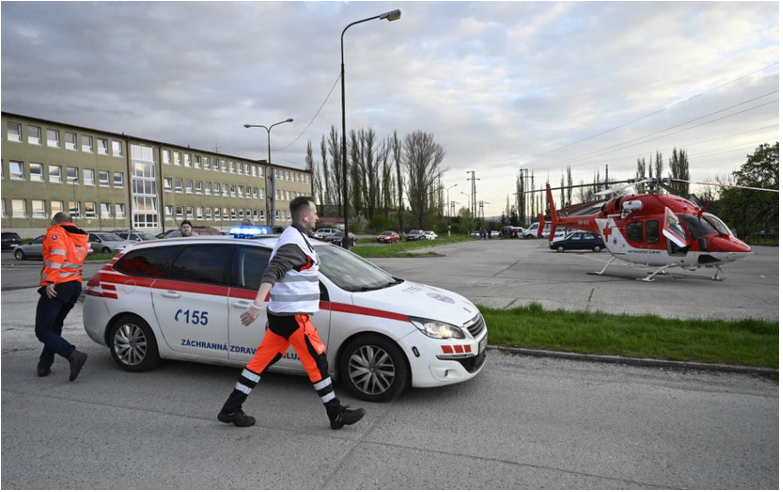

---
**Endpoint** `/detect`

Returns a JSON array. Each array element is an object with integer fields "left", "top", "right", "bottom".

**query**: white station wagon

[{"left": 83, "top": 236, "right": 488, "bottom": 401}]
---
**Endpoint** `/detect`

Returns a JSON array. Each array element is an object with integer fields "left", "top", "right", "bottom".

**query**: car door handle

[
  {"left": 232, "top": 301, "right": 252, "bottom": 309},
  {"left": 162, "top": 291, "right": 180, "bottom": 299}
]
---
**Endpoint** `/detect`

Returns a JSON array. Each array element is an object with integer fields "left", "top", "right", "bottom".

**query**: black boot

[
  {"left": 68, "top": 350, "right": 88, "bottom": 382},
  {"left": 326, "top": 400, "right": 366, "bottom": 430},
  {"left": 217, "top": 409, "right": 256, "bottom": 427},
  {"left": 37, "top": 366, "right": 51, "bottom": 377}
]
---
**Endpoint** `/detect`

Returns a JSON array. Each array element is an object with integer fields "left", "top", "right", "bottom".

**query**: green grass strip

[
  {"left": 481, "top": 303, "right": 778, "bottom": 368},
  {"left": 353, "top": 236, "right": 474, "bottom": 257}
]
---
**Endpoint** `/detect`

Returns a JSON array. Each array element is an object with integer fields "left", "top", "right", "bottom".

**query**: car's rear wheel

[
  {"left": 557, "top": 245, "right": 565, "bottom": 253},
  {"left": 102, "top": 247, "right": 112, "bottom": 254},
  {"left": 592, "top": 245, "right": 602, "bottom": 252},
  {"left": 14, "top": 249, "right": 26, "bottom": 260},
  {"left": 340, "top": 334, "right": 410, "bottom": 402},
  {"left": 108, "top": 315, "right": 161, "bottom": 372}
]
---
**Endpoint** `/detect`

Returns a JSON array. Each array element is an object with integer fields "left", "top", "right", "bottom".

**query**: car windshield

[
  {"left": 96, "top": 233, "right": 123, "bottom": 241},
  {"left": 381, "top": 231, "right": 394, "bottom": 235},
  {"left": 315, "top": 244, "right": 399, "bottom": 292}
]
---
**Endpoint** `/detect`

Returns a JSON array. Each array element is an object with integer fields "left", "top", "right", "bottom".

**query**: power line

[
  {"left": 273, "top": 72, "right": 342, "bottom": 152},
  {"left": 527, "top": 61, "right": 779, "bottom": 161},
  {"left": 538, "top": 97, "right": 778, "bottom": 171}
]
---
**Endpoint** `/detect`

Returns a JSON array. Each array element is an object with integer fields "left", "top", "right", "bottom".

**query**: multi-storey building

[{"left": 1, "top": 112, "right": 312, "bottom": 237}]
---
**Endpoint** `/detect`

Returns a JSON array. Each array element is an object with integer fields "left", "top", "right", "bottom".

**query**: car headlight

[{"left": 409, "top": 316, "right": 465, "bottom": 339}]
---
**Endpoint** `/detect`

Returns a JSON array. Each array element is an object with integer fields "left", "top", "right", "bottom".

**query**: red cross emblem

[{"left": 602, "top": 224, "right": 613, "bottom": 242}]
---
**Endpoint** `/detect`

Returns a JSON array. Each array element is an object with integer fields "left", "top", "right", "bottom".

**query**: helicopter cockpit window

[
  {"left": 678, "top": 214, "right": 718, "bottom": 241},
  {"left": 703, "top": 213, "right": 732, "bottom": 236},
  {"left": 666, "top": 211, "right": 688, "bottom": 243}
]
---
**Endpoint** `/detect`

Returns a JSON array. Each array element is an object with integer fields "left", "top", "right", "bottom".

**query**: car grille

[
  {"left": 455, "top": 350, "right": 488, "bottom": 373},
  {"left": 463, "top": 313, "right": 485, "bottom": 338}
]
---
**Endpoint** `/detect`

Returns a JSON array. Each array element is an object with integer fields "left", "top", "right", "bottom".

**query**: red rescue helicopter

[{"left": 533, "top": 179, "right": 776, "bottom": 281}]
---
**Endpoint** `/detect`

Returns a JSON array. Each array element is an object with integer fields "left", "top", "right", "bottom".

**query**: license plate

[{"left": 478, "top": 334, "right": 488, "bottom": 354}]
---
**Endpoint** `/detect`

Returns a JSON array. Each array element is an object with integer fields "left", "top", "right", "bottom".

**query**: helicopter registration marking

[{"left": 629, "top": 250, "right": 662, "bottom": 255}]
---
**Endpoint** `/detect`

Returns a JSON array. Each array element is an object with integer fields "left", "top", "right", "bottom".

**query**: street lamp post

[
  {"left": 341, "top": 9, "right": 401, "bottom": 248},
  {"left": 244, "top": 119, "right": 293, "bottom": 227}
]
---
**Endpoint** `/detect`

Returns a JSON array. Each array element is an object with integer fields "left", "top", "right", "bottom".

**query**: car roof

[{"left": 118, "top": 234, "right": 331, "bottom": 252}]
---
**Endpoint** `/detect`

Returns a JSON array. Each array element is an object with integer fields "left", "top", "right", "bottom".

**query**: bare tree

[
  {"left": 403, "top": 130, "right": 446, "bottom": 228},
  {"left": 392, "top": 131, "right": 404, "bottom": 232},
  {"left": 305, "top": 140, "right": 320, "bottom": 211},
  {"left": 327, "top": 126, "right": 343, "bottom": 218}
]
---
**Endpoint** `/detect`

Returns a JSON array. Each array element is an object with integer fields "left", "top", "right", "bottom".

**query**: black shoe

[
  {"left": 218, "top": 409, "right": 256, "bottom": 427},
  {"left": 68, "top": 350, "right": 88, "bottom": 382},
  {"left": 37, "top": 366, "right": 51, "bottom": 377},
  {"left": 329, "top": 405, "right": 366, "bottom": 430}
]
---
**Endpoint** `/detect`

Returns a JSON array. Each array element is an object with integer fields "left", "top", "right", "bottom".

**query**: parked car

[
  {"left": 406, "top": 230, "right": 426, "bottom": 241},
  {"left": 549, "top": 232, "right": 605, "bottom": 253},
  {"left": 87, "top": 232, "right": 134, "bottom": 254},
  {"left": 13, "top": 236, "right": 94, "bottom": 260},
  {"left": 13, "top": 235, "right": 45, "bottom": 260},
  {"left": 82, "top": 236, "right": 488, "bottom": 402},
  {"left": 521, "top": 222, "right": 552, "bottom": 239},
  {"left": 1, "top": 232, "right": 22, "bottom": 250},
  {"left": 377, "top": 231, "right": 400, "bottom": 244},
  {"left": 490, "top": 230, "right": 500, "bottom": 238},
  {"left": 325, "top": 231, "right": 357, "bottom": 247},
  {"left": 314, "top": 228, "right": 341, "bottom": 240},
  {"left": 156, "top": 230, "right": 177, "bottom": 239},
  {"left": 423, "top": 231, "right": 438, "bottom": 240},
  {"left": 469, "top": 230, "right": 481, "bottom": 238},
  {"left": 113, "top": 230, "right": 159, "bottom": 242},
  {"left": 500, "top": 226, "right": 525, "bottom": 238},
  {"left": 548, "top": 225, "right": 571, "bottom": 245}
]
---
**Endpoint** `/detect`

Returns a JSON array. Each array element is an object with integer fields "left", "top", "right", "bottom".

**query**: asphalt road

[{"left": 1, "top": 241, "right": 778, "bottom": 488}]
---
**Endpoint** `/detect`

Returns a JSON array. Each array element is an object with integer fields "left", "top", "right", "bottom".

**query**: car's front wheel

[
  {"left": 108, "top": 315, "right": 161, "bottom": 372},
  {"left": 340, "top": 334, "right": 410, "bottom": 402},
  {"left": 556, "top": 245, "right": 565, "bottom": 253},
  {"left": 102, "top": 247, "right": 112, "bottom": 254},
  {"left": 14, "top": 249, "right": 26, "bottom": 260},
  {"left": 592, "top": 245, "right": 602, "bottom": 252}
]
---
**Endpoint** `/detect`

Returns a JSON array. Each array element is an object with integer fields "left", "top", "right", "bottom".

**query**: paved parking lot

[{"left": 370, "top": 239, "right": 779, "bottom": 321}]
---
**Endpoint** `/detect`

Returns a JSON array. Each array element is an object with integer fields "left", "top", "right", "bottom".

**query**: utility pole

[{"left": 466, "top": 170, "right": 480, "bottom": 230}]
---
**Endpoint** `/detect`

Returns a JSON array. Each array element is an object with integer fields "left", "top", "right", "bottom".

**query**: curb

[{"left": 490, "top": 345, "right": 779, "bottom": 377}]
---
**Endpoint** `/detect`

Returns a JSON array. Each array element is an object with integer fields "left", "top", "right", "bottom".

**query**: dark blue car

[{"left": 549, "top": 232, "right": 605, "bottom": 253}]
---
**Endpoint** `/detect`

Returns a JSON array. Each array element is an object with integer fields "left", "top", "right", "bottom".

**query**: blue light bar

[{"left": 230, "top": 225, "right": 274, "bottom": 238}]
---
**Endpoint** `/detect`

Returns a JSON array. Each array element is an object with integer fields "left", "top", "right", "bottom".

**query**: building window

[
  {"left": 99, "top": 170, "right": 110, "bottom": 187},
  {"left": 195, "top": 181, "right": 202, "bottom": 194},
  {"left": 28, "top": 125, "right": 42, "bottom": 145},
  {"left": 68, "top": 201, "right": 81, "bottom": 218},
  {"left": 10, "top": 161, "right": 24, "bottom": 180},
  {"left": 51, "top": 200, "right": 64, "bottom": 216},
  {"left": 84, "top": 168, "right": 95, "bottom": 186},
  {"left": 115, "top": 203, "right": 126, "bottom": 218},
  {"left": 12, "top": 199, "right": 27, "bottom": 218},
  {"left": 185, "top": 179, "right": 193, "bottom": 193},
  {"left": 165, "top": 205, "right": 173, "bottom": 218},
  {"left": 97, "top": 138, "right": 109, "bottom": 155},
  {"left": 173, "top": 152, "right": 181, "bottom": 166},
  {"left": 196, "top": 207, "right": 203, "bottom": 219},
  {"left": 65, "top": 132, "right": 77, "bottom": 150},
  {"left": 163, "top": 178, "right": 172, "bottom": 192},
  {"left": 186, "top": 207, "right": 194, "bottom": 219},
  {"left": 47, "top": 129, "right": 60, "bottom": 148},
  {"left": 67, "top": 167, "right": 79, "bottom": 185},
  {"left": 81, "top": 135, "right": 93, "bottom": 153},
  {"left": 230, "top": 185, "right": 236, "bottom": 198},
  {"left": 176, "top": 206, "right": 184, "bottom": 219},
  {"left": 84, "top": 201, "right": 97, "bottom": 218},
  {"left": 32, "top": 200, "right": 47, "bottom": 218},
  {"left": 184, "top": 153, "right": 191, "bottom": 167},
  {"left": 259, "top": 189, "right": 264, "bottom": 200},
  {"left": 101, "top": 202, "right": 112, "bottom": 218},
  {"left": 194, "top": 155, "right": 201, "bottom": 168},
  {"left": 30, "top": 163, "right": 43, "bottom": 182},
  {"left": 214, "top": 183, "right": 221, "bottom": 195},
  {"left": 204, "top": 182, "right": 211, "bottom": 195},
  {"left": 7, "top": 121, "right": 22, "bottom": 142},
  {"left": 205, "top": 208, "right": 213, "bottom": 220},
  {"left": 112, "top": 140, "right": 124, "bottom": 157},
  {"left": 162, "top": 149, "right": 171, "bottom": 164},
  {"left": 174, "top": 179, "right": 183, "bottom": 193},
  {"left": 221, "top": 160, "right": 227, "bottom": 173},
  {"left": 203, "top": 157, "right": 210, "bottom": 170},
  {"left": 113, "top": 172, "right": 124, "bottom": 188},
  {"left": 213, "top": 159, "right": 220, "bottom": 172},
  {"left": 49, "top": 165, "right": 62, "bottom": 183}
]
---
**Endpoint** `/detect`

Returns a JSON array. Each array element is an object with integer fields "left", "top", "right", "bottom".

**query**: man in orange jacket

[{"left": 35, "top": 212, "right": 90, "bottom": 380}]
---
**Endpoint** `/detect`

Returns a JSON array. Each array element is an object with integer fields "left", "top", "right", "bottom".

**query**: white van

[{"left": 521, "top": 222, "right": 550, "bottom": 238}]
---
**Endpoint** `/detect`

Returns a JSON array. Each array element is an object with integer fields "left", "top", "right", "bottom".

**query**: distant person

[
  {"left": 241, "top": 218, "right": 254, "bottom": 226},
  {"left": 179, "top": 220, "right": 194, "bottom": 237},
  {"left": 35, "top": 212, "right": 90, "bottom": 381}
]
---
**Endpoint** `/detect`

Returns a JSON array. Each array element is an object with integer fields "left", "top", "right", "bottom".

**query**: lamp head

[
  {"left": 380, "top": 9, "right": 401, "bottom": 21},
  {"left": 243, "top": 124, "right": 251, "bottom": 128},
  {"left": 285, "top": 118, "right": 294, "bottom": 123}
]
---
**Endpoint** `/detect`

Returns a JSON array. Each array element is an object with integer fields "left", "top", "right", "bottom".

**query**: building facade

[{"left": 1, "top": 112, "right": 312, "bottom": 237}]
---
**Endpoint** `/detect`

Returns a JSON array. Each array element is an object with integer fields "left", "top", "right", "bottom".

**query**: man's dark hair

[
  {"left": 180, "top": 220, "right": 192, "bottom": 227},
  {"left": 290, "top": 196, "right": 314, "bottom": 221}
]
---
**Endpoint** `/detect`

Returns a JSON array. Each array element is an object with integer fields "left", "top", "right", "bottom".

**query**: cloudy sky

[{"left": 2, "top": 1, "right": 778, "bottom": 216}]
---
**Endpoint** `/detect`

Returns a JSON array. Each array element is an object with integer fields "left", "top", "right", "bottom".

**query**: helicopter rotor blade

[{"left": 668, "top": 178, "right": 779, "bottom": 193}]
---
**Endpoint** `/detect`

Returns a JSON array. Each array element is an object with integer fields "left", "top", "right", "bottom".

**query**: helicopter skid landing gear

[
  {"left": 592, "top": 256, "right": 617, "bottom": 276},
  {"left": 638, "top": 263, "right": 678, "bottom": 282},
  {"left": 710, "top": 265, "right": 726, "bottom": 281}
]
